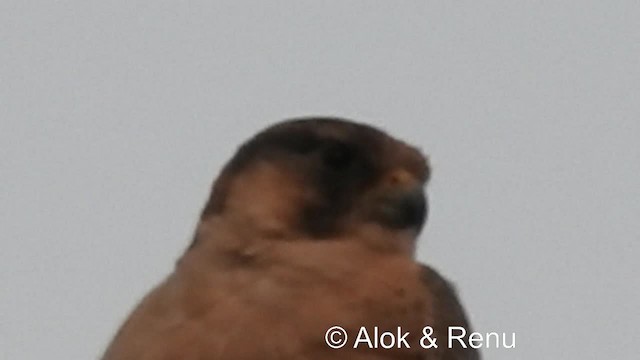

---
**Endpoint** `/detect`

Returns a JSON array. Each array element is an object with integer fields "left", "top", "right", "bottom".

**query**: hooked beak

[{"left": 375, "top": 186, "right": 427, "bottom": 232}]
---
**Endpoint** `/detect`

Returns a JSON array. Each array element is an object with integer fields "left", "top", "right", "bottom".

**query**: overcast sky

[{"left": 2, "top": 1, "right": 639, "bottom": 359}]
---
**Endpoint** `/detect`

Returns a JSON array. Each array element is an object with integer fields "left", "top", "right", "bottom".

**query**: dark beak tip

[
  {"left": 402, "top": 188, "right": 427, "bottom": 229},
  {"left": 379, "top": 187, "right": 428, "bottom": 231}
]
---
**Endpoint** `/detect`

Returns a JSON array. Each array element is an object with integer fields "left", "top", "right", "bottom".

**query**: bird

[{"left": 101, "top": 117, "right": 480, "bottom": 360}]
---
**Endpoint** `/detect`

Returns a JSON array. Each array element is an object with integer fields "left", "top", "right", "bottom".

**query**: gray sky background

[{"left": 2, "top": 1, "right": 639, "bottom": 359}]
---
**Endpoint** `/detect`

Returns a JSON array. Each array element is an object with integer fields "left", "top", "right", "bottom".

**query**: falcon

[{"left": 102, "top": 117, "right": 480, "bottom": 359}]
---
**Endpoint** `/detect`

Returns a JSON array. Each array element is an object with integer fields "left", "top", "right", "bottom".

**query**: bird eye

[{"left": 322, "top": 142, "right": 355, "bottom": 170}]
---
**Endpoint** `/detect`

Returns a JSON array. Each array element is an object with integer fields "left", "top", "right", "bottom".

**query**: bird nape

[{"left": 101, "top": 117, "right": 480, "bottom": 360}]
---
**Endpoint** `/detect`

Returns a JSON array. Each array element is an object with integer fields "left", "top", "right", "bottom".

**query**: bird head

[{"left": 198, "top": 117, "right": 430, "bottom": 253}]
